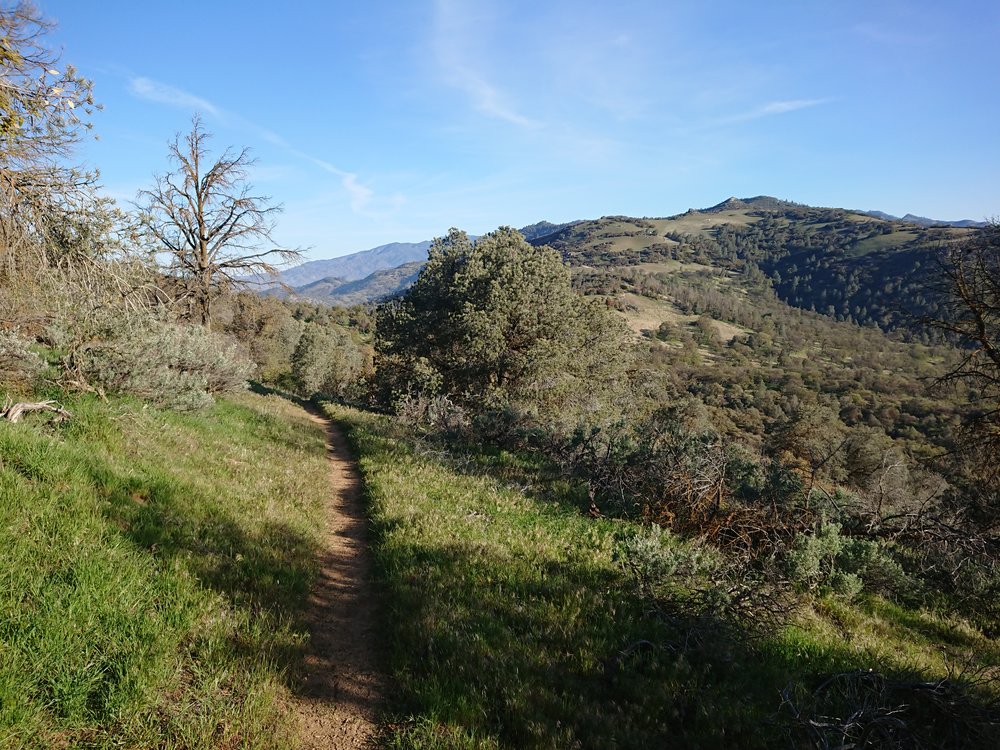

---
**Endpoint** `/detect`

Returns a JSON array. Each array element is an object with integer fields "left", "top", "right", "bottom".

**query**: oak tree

[
  {"left": 0, "top": 1, "right": 100, "bottom": 272},
  {"left": 376, "top": 226, "right": 633, "bottom": 427},
  {"left": 927, "top": 223, "right": 1000, "bottom": 469}
]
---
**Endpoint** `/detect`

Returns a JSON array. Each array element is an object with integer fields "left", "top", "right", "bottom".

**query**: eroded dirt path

[{"left": 294, "top": 407, "right": 383, "bottom": 749}]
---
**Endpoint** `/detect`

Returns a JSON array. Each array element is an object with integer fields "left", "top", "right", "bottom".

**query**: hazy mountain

[
  {"left": 862, "top": 209, "right": 986, "bottom": 228},
  {"left": 284, "top": 262, "right": 425, "bottom": 307},
  {"left": 275, "top": 240, "right": 432, "bottom": 288}
]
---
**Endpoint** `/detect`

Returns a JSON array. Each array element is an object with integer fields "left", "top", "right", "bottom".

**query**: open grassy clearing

[
  {"left": 591, "top": 234, "right": 662, "bottom": 253},
  {"left": 616, "top": 292, "right": 748, "bottom": 342},
  {"left": 850, "top": 230, "right": 919, "bottom": 255},
  {"left": 630, "top": 260, "right": 711, "bottom": 274},
  {"left": 330, "top": 404, "right": 999, "bottom": 749},
  {"left": 653, "top": 210, "right": 761, "bottom": 235},
  {"left": 0, "top": 391, "right": 329, "bottom": 748}
]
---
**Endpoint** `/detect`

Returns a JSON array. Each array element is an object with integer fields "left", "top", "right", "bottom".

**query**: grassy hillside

[
  {"left": 0, "top": 391, "right": 329, "bottom": 748},
  {"left": 330, "top": 404, "right": 1000, "bottom": 750},
  {"left": 253, "top": 199, "right": 982, "bottom": 322},
  {"left": 530, "top": 199, "right": 976, "bottom": 335}
]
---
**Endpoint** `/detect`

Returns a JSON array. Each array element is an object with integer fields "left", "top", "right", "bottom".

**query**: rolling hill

[
  {"left": 276, "top": 261, "right": 425, "bottom": 307},
  {"left": 261, "top": 198, "right": 984, "bottom": 337},
  {"left": 862, "top": 209, "right": 987, "bottom": 228}
]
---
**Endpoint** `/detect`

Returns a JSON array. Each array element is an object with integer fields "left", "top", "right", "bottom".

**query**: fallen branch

[
  {"left": 777, "top": 666, "right": 1000, "bottom": 749},
  {"left": 1, "top": 398, "right": 72, "bottom": 423}
]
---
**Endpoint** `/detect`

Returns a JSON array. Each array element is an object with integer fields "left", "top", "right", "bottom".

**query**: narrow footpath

[{"left": 293, "top": 406, "right": 384, "bottom": 749}]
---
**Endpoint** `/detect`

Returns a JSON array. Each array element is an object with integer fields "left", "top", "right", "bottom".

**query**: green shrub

[
  {"left": 52, "top": 310, "right": 252, "bottom": 410},
  {"left": 615, "top": 524, "right": 790, "bottom": 631},
  {"left": 290, "top": 321, "right": 365, "bottom": 399},
  {"left": 616, "top": 524, "right": 722, "bottom": 592},
  {"left": 786, "top": 521, "right": 908, "bottom": 599}
]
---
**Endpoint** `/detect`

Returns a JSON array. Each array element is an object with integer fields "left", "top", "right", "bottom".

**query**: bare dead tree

[{"left": 136, "top": 115, "right": 300, "bottom": 327}]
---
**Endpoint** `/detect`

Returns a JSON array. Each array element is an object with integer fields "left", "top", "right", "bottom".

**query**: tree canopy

[
  {"left": 0, "top": 1, "right": 101, "bottom": 272},
  {"left": 926, "top": 222, "right": 1000, "bottom": 475},
  {"left": 376, "top": 226, "right": 633, "bottom": 426}
]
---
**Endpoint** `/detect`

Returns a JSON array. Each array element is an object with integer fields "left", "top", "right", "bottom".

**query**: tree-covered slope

[
  {"left": 529, "top": 198, "right": 979, "bottom": 335},
  {"left": 257, "top": 198, "right": 981, "bottom": 322}
]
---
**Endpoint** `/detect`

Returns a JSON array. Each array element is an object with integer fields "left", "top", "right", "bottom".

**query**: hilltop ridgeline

[{"left": 267, "top": 197, "right": 984, "bottom": 336}]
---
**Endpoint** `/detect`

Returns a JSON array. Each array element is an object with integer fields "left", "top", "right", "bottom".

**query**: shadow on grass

[
  {"left": 378, "top": 533, "right": 1000, "bottom": 749},
  {"left": 346, "top": 418, "right": 1000, "bottom": 749},
  {"left": 375, "top": 538, "right": 786, "bottom": 748},
  {"left": 86, "top": 447, "right": 320, "bottom": 692}
]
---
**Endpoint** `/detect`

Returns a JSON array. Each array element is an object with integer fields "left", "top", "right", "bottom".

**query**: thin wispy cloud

[
  {"left": 451, "top": 67, "right": 539, "bottom": 128},
  {"left": 129, "top": 77, "right": 221, "bottom": 117},
  {"left": 257, "top": 129, "right": 290, "bottom": 148},
  {"left": 430, "top": 0, "right": 540, "bottom": 128},
  {"left": 714, "top": 98, "right": 830, "bottom": 126},
  {"left": 127, "top": 75, "right": 393, "bottom": 217},
  {"left": 298, "top": 152, "right": 376, "bottom": 214}
]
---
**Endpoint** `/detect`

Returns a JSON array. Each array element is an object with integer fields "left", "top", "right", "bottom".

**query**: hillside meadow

[
  {"left": 328, "top": 403, "right": 1000, "bottom": 749},
  {"left": 0, "top": 391, "right": 329, "bottom": 748}
]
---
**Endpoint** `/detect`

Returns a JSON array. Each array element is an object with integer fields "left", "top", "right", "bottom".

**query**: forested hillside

[{"left": 524, "top": 196, "right": 975, "bottom": 336}]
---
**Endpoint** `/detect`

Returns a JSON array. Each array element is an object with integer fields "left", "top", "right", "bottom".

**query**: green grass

[
  {"left": 850, "top": 230, "right": 918, "bottom": 255},
  {"left": 330, "top": 405, "right": 1000, "bottom": 749},
  {"left": 7, "top": 390, "right": 994, "bottom": 747},
  {"left": 0, "top": 391, "right": 330, "bottom": 748}
]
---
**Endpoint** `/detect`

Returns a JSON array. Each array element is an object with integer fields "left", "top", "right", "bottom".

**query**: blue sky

[{"left": 39, "top": 0, "right": 1000, "bottom": 260}]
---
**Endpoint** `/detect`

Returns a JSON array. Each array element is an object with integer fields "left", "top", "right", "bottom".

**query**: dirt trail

[{"left": 293, "top": 407, "right": 383, "bottom": 749}]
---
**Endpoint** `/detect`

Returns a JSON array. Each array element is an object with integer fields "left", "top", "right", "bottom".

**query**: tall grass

[
  {"left": 330, "top": 405, "right": 1000, "bottom": 749},
  {"left": 0, "top": 391, "right": 329, "bottom": 748}
]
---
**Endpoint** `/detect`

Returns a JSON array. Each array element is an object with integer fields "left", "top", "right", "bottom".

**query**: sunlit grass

[{"left": 0, "top": 391, "right": 329, "bottom": 748}]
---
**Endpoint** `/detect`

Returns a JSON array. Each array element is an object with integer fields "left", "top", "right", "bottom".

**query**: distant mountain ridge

[
  {"left": 270, "top": 221, "right": 578, "bottom": 303},
  {"left": 271, "top": 262, "right": 425, "bottom": 307},
  {"left": 276, "top": 240, "right": 432, "bottom": 288},
  {"left": 261, "top": 197, "right": 987, "bottom": 309},
  {"left": 861, "top": 209, "right": 986, "bottom": 228}
]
